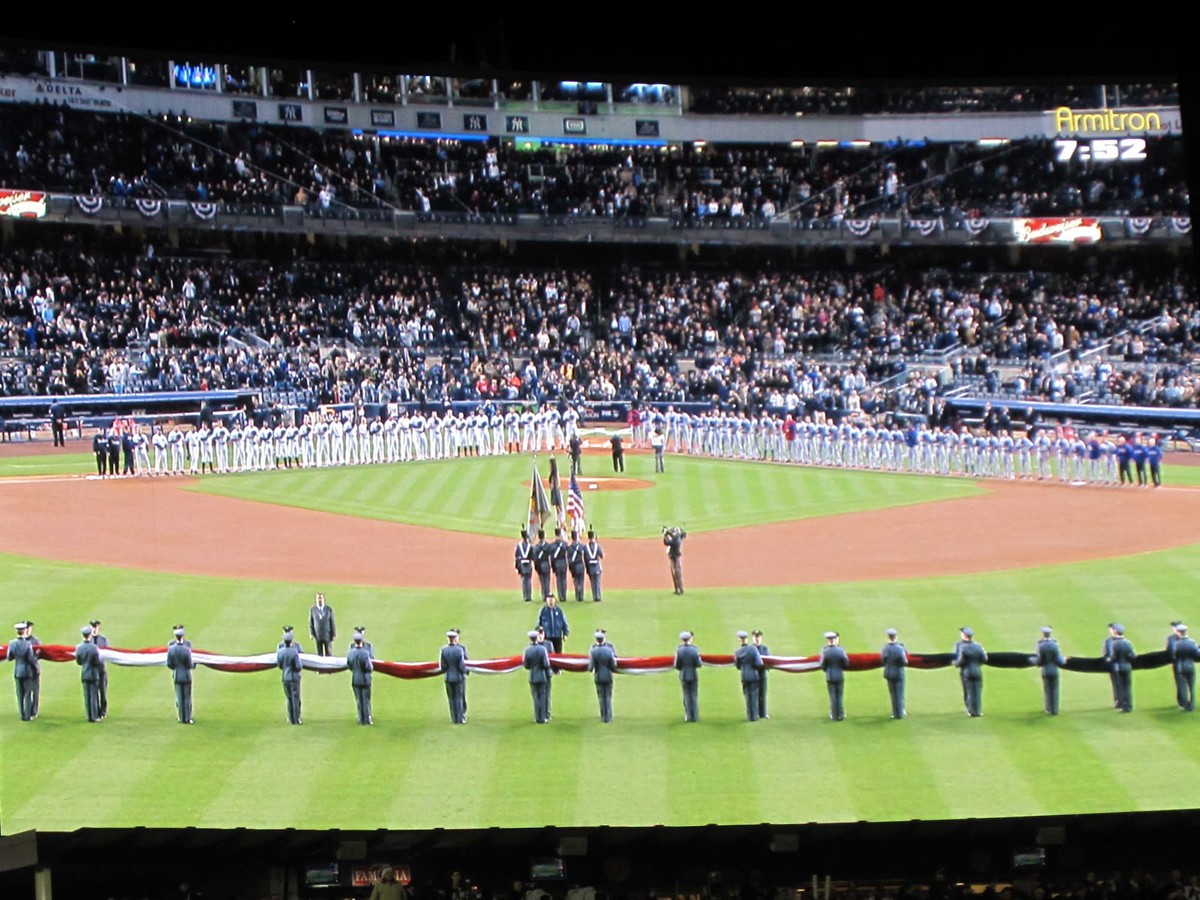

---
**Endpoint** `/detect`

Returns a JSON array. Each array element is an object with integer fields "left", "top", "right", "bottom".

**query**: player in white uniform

[
  {"left": 168, "top": 425, "right": 185, "bottom": 474},
  {"left": 133, "top": 428, "right": 151, "bottom": 475},
  {"left": 505, "top": 408, "right": 521, "bottom": 453},
  {"left": 186, "top": 427, "right": 202, "bottom": 475},
  {"left": 152, "top": 427, "right": 169, "bottom": 475}
]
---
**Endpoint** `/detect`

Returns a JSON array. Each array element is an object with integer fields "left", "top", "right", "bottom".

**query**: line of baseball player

[{"left": 8, "top": 622, "right": 1196, "bottom": 726}]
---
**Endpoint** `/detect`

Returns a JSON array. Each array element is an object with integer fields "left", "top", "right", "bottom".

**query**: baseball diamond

[{"left": 1, "top": 440, "right": 1199, "bottom": 834}]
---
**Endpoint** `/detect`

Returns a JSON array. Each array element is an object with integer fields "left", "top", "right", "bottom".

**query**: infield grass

[{"left": 2, "top": 544, "right": 1199, "bottom": 833}]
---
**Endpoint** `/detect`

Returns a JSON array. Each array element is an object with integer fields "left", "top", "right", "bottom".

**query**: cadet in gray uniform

[
  {"left": 568, "top": 533, "right": 587, "bottom": 602},
  {"left": 588, "top": 630, "right": 618, "bottom": 722},
  {"left": 1035, "top": 626, "right": 1067, "bottom": 715},
  {"left": 954, "top": 627, "right": 987, "bottom": 717},
  {"left": 277, "top": 627, "right": 303, "bottom": 725},
  {"left": 550, "top": 528, "right": 569, "bottom": 603},
  {"left": 734, "top": 630, "right": 764, "bottom": 721},
  {"left": 584, "top": 530, "right": 604, "bottom": 601},
  {"left": 440, "top": 629, "right": 468, "bottom": 724},
  {"left": 166, "top": 625, "right": 195, "bottom": 724},
  {"left": 346, "top": 629, "right": 373, "bottom": 725},
  {"left": 880, "top": 628, "right": 907, "bottom": 719},
  {"left": 514, "top": 529, "right": 535, "bottom": 602},
  {"left": 820, "top": 631, "right": 850, "bottom": 721},
  {"left": 1106, "top": 624, "right": 1136, "bottom": 713},
  {"left": 674, "top": 631, "right": 702, "bottom": 722},
  {"left": 523, "top": 630, "right": 552, "bottom": 724},
  {"left": 90, "top": 619, "right": 108, "bottom": 719},
  {"left": 8, "top": 621, "right": 37, "bottom": 721},
  {"left": 75, "top": 625, "right": 103, "bottom": 723},
  {"left": 1171, "top": 624, "right": 1198, "bottom": 712},
  {"left": 1167, "top": 621, "right": 1187, "bottom": 709},
  {"left": 752, "top": 630, "right": 770, "bottom": 719}
]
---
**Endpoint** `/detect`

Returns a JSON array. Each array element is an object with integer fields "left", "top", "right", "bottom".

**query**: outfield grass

[
  {"left": 182, "top": 453, "right": 982, "bottom": 537},
  {"left": 2, "top": 544, "right": 1199, "bottom": 833}
]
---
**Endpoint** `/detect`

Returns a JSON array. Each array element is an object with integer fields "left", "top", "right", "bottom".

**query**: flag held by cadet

[
  {"left": 529, "top": 460, "right": 554, "bottom": 531},
  {"left": 549, "top": 456, "right": 565, "bottom": 528},
  {"left": 567, "top": 472, "right": 586, "bottom": 539}
]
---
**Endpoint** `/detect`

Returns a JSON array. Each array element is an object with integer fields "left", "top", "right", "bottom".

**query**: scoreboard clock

[{"left": 1053, "top": 138, "right": 1148, "bottom": 163}]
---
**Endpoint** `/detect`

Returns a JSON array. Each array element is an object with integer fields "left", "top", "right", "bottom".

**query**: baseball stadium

[{"left": 0, "top": 21, "right": 1197, "bottom": 900}]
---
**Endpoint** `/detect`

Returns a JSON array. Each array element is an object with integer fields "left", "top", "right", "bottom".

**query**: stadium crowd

[
  {"left": 0, "top": 104, "right": 1189, "bottom": 221},
  {"left": 2, "top": 241, "right": 1196, "bottom": 410}
]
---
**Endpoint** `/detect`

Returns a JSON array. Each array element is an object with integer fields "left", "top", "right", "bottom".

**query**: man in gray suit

[
  {"left": 880, "top": 628, "right": 907, "bottom": 719},
  {"left": 821, "top": 631, "right": 850, "bottom": 721},
  {"left": 90, "top": 620, "right": 109, "bottom": 719},
  {"left": 346, "top": 629, "right": 373, "bottom": 725},
  {"left": 733, "top": 630, "right": 764, "bottom": 722},
  {"left": 1106, "top": 623, "right": 1136, "bottom": 713},
  {"left": 440, "top": 629, "right": 468, "bottom": 724},
  {"left": 277, "top": 626, "right": 303, "bottom": 724},
  {"left": 166, "top": 625, "right": 195, "bottom": 724},
  {"left": 523, "top": 630, "right": 552, "bottom": 724},
  {"left": 954, "top": 626, "right": 987, "bottom": 717},
  {"left": 674, "top": 630, "right": 702, "bottom": 722},
  {"left": 309, "top": 592, "right": 336, "bottom": 657},
  {"left": 8, "top": 621, "right": 37, "bottom": 721},
  {"left": 1036, "top": 626, "right": 1067, "bottom": 715},
  {"left": 75, "top": 625, "right": 103, "bottom": 723},
  {"left": 588, "top": 629, "right": 618, "bottom": 722}
]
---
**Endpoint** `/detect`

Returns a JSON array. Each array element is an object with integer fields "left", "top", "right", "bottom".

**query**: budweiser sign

[
  {"left": 1013, "top": 216, "right": 1102, "bottom": 244},
  {"left": 0, "top": 189, "right": 48, "bottom": 218}
]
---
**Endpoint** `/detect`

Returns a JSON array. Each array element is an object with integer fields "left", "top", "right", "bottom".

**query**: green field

[{"left": 1, "top": 450, "right": 1198, "bottom": 833}]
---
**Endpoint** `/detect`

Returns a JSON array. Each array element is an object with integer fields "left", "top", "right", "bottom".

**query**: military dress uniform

[
  {"left": 588, "top": 632, "right": 618, "bottom": 722},
  {"left": 550, "top": 530, "right": 569, "bottom": 603},
  {"left": 880, "top": 629, "right": 907, "bottom": 719},
  {"left": 584, "top": 533, "right": 604, "bottom": 601},
  {"left": 75, "top": 627, "right": 103, "bottom": 722},
  {"left": 533, "top": 532, "right": 553, "bottom": 600},
  {"left": 277, "top": 629, "right": 304, "bottom": 724},
  {"left": 1167, "top": 622, "right": 1187, "bottom": 709},
  {"left": 1036, "top": 627, "right": 1066, "bottom": 715},
  {"left": 1106, "top": 626, "right": 1136, "bottom": 712},
  {"left": 440, "top": 631, "right": 469, "bottom": 724},
  {"left": 674, "top": 632, "right": 702, "bottom": 722},
  {"left": 1171, "top": 626, "right": 1198, "bottom": 712},
  {"left": 8, "top": 623, "right": 37, "bottom": 721},
  {"left": 820, "top": 633, "right": 850, "bottom": 721},
  {"left": 752, "top": 632, "right": 770, "bottom": 719},
  {"left": 91, "top": 621, "right": 109, "bottom": 719},
  {"left": 954, "top": 628, "right": 988, "bottom": 717},
  {"left": 346, "top": 632, "right": 373, "bottom": 725},
  {"left": 514, "top": 532, "right": 535, "bottom": 602},
  {"left": 568, "top": 538, "right": 587, "bottom": 602},
  {"left": 165, "top": 627, "right": 195, "bottom": 724},
  {"left": 523, "top": 632, "right": 552, "bottom": 723},
  {"left": 734, "top": 632, "right": 764, "bottom": 721}
]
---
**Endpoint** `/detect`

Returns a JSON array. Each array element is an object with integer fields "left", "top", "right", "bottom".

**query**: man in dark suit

[
  {"left": 1171, "top": 624, "right": 1198, "bottom": 712},
  {"left": 8, "top": 621, "right": 37, "bottom": 721},
  {"left": 610, "top": 433, "right": 624, "bottom": 472},
  {"left": 75, "top": 625, "right": 103, "bottom": 722},
  {"left": 954, "top": 627, "right": 987, "bottom": 717},
  {"left": 91, "top": 619, "right": 109, "bottom": 719},
  {"left": 50, "top": 400, "right": 66, "bottom": 447},
  {"left": 1106, "top": 624, "right": 1136, "bottom": 712},
  {"left": 533, "top": 530, "right": 553, "bottom": 600},
  {"left": 523, "top": 630, "right": 552, "bottom": 724},
  {"left": 752, "top": 630, "right": 770, "bottom": 719},
  {"left": 514, "top": 528, "right": 534, "bottom": 602},
  {"left": 537, "top": 595, "right": 569, "bottom": 654},
  {"left": 1036, "top": 626, "right": 1067, "bottom": 715},
  {"left": 734, "top": 630, "right": 764, "bottom": 721},
  {"left": 277, "top": 627, "right": 303, "bottom": 724},
  {"left": 550, "top": 528, "right": 569, "bottom": 603},
  {"left": 584, "top": 530, "right": 604, "bottom": 601},
  {"left": 440, "top": 629, "right": 468, "bottom": 724},
  {"left": 880, "top": 628, "right": 907, "bottom": 719},
  {"left": 346, "top": 629, "right": 373, "bottom": 725},
  {"left": 569, "top": 434, "right": 583, "bottom": 476},
  {"left": 308, "top": 592, "right": 336, "bottom": 657},
  {"left": 674, "top": 630, "right": 702, "bottom": 722},
  {"left": 166, "top": 625, "right": 195, "bottom": 724},
  {"left": 821, "top": 631, "right": 850, "bottom": 721},
  {"left": 588, "top": 630, "right": 618, "bottom": 722}
]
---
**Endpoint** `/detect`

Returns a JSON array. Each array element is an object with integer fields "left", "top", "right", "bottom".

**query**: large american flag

[{"left": 566, "top": 473, "right": 586, "bottom": 538}]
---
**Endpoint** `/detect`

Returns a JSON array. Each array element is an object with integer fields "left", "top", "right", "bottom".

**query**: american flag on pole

[{"left": 567, "top": 473, "right": 586, "bottom": 539}]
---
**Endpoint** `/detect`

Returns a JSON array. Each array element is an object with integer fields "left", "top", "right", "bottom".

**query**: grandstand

[{"left": 0, "top": 25, "right": 1198, "bottom": 900}]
